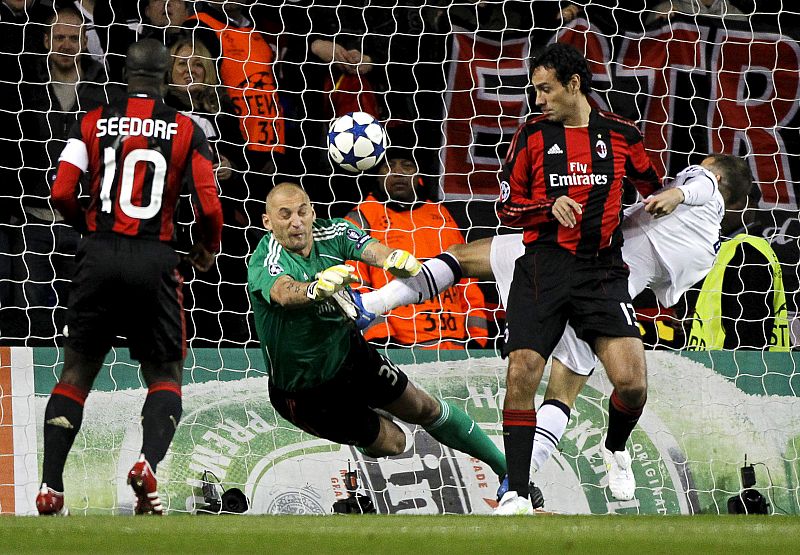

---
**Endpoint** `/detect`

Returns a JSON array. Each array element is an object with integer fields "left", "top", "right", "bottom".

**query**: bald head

[
  {"left": 266, "top": 182, "right": 308, "bottom": 210},
  {"left": 127, "top": 39, "right": 170, "bottom": 82}
]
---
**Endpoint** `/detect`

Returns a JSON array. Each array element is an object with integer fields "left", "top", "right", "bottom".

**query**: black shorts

[
  {"left": 503, "top": 245, "right": 640, "bottom": 358},
  {"left": 65, "top": 233, "right": 185, "bottom": 362},
  {"left": 268, "top": 331, "right": 410, "bottom": 448}
]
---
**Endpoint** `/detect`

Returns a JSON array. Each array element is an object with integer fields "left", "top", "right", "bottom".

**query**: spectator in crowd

[
  {"left": 188, "top": 0, "right": 284, "bottom": 180},
  {"left": 686, "top": 169, "right": 790, "bottom": 350},
  {"left": 345, "top": 144, "right": 489, "bottom": 350},
  {"left": 550, "top": 1, "right": 656, "bottom": 36},
  {"left": 55, "top": 0, "right": 107, "bottom": 67},
  {"left": 95, "top": 0, "right": 198, "bottom": 82},
  {"left": 143, "top": 0, "right": 194, "bottom": 37},
  {"left": 0, "top": 0, "right": 50, "bottom": 337},
  {"left": 165, "top": 36, "right": 252, "bottom": 346},
  {"left": 14, "top": 5, "right": 122, "bottom": 341},
  {"left": 165, "top": 37, "right": 241, "bottom": 183},
  {"left": 277, "top": 1, "right": 433, "bottom": 216}
]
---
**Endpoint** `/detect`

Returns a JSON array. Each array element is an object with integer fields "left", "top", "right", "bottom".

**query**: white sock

[
  {"left": 531, "top": 399, "right": 570, "bottom": 473},
  {"left": 361, "top": 253, "right": 461, "bottom": 315}
]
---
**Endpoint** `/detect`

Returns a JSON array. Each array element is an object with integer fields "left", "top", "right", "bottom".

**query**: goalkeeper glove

[
  {"left": 383, "top": 249, "right": 422, "bottom": 278},
  {"left": 306, "top": 264, "right": 359, "bottom": 301}
]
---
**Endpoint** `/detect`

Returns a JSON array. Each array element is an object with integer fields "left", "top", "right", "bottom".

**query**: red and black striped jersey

[
  {"left": 51, "top": 93, "right": 223, "bottom": 253},
  {"left": 497, "top": 109, "right": 660, "bottom": 257}
]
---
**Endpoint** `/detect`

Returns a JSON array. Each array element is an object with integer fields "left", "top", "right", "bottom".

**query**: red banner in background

[
  {"left": 557, "top": 16, "right": 800, "bottom": 306},
  {"left": 443, "top": 18, "right": 800, "bottom": 209},
  {"left": 442, "top": 17, "right": 800, "bottom": 305},
  {"left": 556, "top": 17, "right": 800, "bottom": 210},
  {"left": 441, "top": 30, "right": 530, "bottom": 199}
]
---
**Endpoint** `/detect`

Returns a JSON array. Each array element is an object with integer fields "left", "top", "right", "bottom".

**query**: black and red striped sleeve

[
  {"left": 51, "top": 116, "right": 91, "bottom": 232},
  {"left": 497, "top": 123, "right": 555, "bottom": 228},
  {"left": 624, "top": 126, "right": 660, "bottom": 198},
  {"left": 186, "top": 122, "right": 223, "bottom": 253}
]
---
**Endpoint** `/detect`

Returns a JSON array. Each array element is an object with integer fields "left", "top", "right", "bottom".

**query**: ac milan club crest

[{"left": 595, "top": 139, "right": 608, "bottom": 159}]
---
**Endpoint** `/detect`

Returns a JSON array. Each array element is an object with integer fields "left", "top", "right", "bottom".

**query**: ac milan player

[
  {"left": 35, "top": 39, "right": 223, "bottom": 516},
  {"left": 493, "top": 43, "right": 661, "bottom": 514}
]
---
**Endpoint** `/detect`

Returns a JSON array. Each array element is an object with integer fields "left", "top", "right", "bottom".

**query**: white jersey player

[{"left": 338, "top": 154, "right": 754, "bottom": 504}]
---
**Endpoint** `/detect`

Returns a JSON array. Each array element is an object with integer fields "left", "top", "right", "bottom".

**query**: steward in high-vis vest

[
  {"left": 346, "top": 149, "right": 489, "bottom": 349},
  {"left": 189, "top": 3, "right": 285, "bottom": 166},
  {"left": 688, "top": 234, "right": 789, "bottom": 351}
]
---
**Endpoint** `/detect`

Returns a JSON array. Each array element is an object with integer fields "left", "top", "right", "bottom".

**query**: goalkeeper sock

[
  {"left": 42, "top": 383, "right": 89, "bottom": 492},
  {"left": 605, "top": 390, "right": 644, "bottom": 453},
  {"left": 502, "top": 409, "right": 536, "bottom": 498},
  {"left": 424, "top": 398, "right": 506, "bottom": 477},
  {"left": 361, "top": 253, "right": 462, "bottom": 315},
  {"left": 140, "top": 382, "right": 183, "bottom": 472},
  {"left": 531, "top": 399, "right": 570, "bottom": 472}
]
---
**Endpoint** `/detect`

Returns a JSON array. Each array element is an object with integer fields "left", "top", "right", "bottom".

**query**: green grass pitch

[{"left": 2, "top": 515, "right": 798, "bottom": 554}]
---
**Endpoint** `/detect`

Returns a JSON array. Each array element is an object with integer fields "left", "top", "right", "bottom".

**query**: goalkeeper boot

[
  {"left": 492, "top": 491, "right": 534, "bottom": 516},
  {"left": 497, "top": 475, "right": 545, "bottom": 510},
  {"left": 601, "top": 443, "right": 636, "bottom": 501},
  {"left": 128, "top": 454, "right": 164, "bottom": 515},
  {"left": 332, "top": 289, "right": 376, "bottom": 330},
  {"left": 36, "top": 484, "right": 68, "bottom": 516}
]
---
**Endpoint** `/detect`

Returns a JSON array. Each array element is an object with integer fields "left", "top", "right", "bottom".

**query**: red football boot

[
  {"left": 127, "top": 454, "right": 163, "bottom": 515},
  {"left": 36, "top": 484, "right": 69, "bottom": 516}
]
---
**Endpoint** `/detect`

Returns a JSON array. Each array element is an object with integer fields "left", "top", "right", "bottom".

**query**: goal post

[{"left": 1, "top": 2, "right": 799, "bottom": 515}]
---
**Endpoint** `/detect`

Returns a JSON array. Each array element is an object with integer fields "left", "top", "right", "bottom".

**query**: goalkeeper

[{"left": 247, "top": 182, "right": 506, "bottom": 483}]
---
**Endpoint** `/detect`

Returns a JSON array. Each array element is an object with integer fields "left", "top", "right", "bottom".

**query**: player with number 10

[{"left": 36, "top": 39, "right": 223, "bottom": 516}]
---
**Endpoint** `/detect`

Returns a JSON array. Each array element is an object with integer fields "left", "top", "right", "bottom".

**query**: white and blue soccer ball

[{"left": 327, "top": 112, "right": 387, "bottom": 173}]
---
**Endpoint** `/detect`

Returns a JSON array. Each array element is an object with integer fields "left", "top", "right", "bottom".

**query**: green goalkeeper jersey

[{"left": 247, "top": 218, "right": 376, "bottom": 391}]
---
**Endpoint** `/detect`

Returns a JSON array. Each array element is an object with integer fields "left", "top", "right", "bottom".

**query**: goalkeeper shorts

[{"left": 268, "top": 331, "right": 409, "bottom": 448}]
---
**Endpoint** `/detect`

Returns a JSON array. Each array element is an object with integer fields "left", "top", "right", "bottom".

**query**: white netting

[{"left": 1, "top": 0, "right": 799, "bottom": 515}]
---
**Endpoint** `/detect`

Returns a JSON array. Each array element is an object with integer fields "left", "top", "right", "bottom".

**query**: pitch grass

[{"left": 1, "top": 514, "right": 798, "bottom": 554}]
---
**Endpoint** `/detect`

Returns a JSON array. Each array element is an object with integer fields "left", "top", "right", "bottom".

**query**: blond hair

[{"left": 168, "top": 38, "right": 220, "bottom": 113}]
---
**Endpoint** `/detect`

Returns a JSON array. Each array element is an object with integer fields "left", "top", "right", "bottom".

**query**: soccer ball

[{"left": 327, "top": 112, "right": 387, "bottom": 173}]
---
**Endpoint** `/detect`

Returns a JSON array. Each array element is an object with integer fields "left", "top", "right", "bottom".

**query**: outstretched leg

[
  {"left": 380, "top": 380, "right": 507, "bottom": 477},
  {"left": 359, "top": 238, "right": 495, "bottom": 315}
]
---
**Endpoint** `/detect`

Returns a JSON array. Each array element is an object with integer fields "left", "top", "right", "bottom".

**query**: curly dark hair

[{"left": 531, "top": 43, "right": 593, "bottom": 94}]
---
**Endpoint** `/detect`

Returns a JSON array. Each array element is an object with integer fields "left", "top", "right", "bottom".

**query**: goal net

[{"left": 1, "top": 1, "right": 799, "bottom": 516}]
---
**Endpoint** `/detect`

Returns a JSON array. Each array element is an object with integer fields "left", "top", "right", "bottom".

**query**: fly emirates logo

[{"left": 549, "top": 162, "right": 608, "bottom": 187}]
